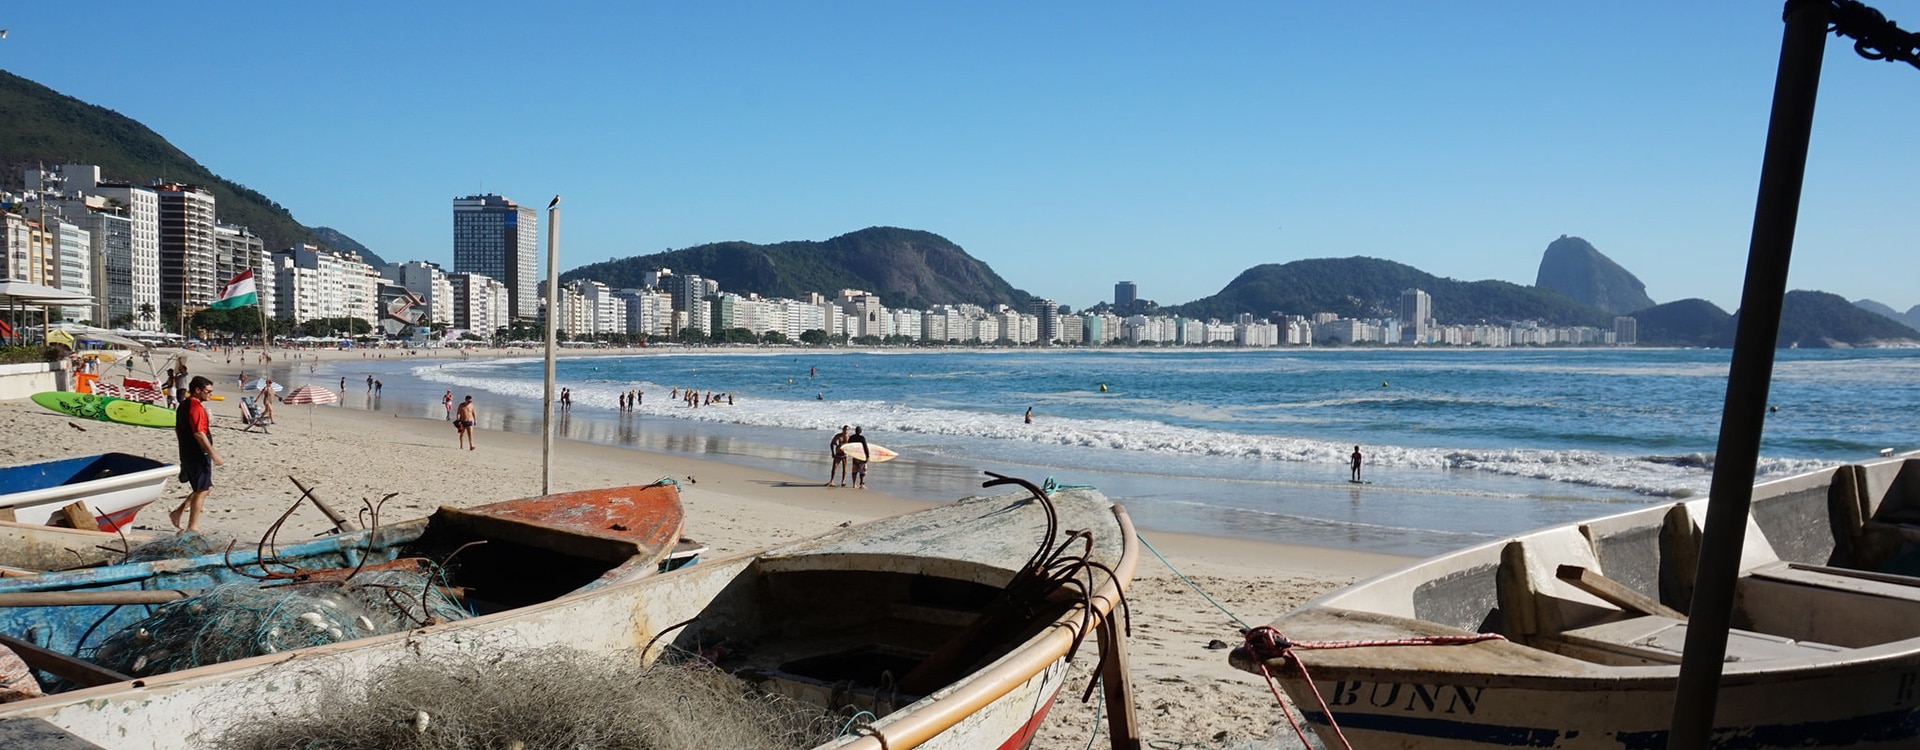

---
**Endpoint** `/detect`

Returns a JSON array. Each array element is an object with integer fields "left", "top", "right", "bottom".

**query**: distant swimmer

[
  {"left": 1024, "top": 407, "right": 1033, "bottom": 425},
  {"left": 1350, "top": 445, "right": 1364, "bottom": 483}
]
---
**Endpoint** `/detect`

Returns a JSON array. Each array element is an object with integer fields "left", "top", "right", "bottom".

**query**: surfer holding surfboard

[{"left": 836, "top": 427, "right": 898, "bottom": 489}]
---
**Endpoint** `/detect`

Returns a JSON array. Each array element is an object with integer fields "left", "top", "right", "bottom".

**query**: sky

[{"left": 3, "top": 2, "right": 1918, "bottom": 313}]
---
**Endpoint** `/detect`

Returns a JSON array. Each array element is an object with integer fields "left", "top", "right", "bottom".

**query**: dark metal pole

[{"left": 1667, "top": 2, "right": 1830, "bottom": 748}]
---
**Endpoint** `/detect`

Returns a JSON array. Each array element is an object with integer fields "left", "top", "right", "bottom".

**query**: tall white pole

[{"left": 542, "top": 196, "right": 561, "bottom": 495}]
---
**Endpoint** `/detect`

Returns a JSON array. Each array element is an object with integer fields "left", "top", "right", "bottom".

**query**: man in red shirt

[{"left": 168, "top": 376, "right": 224, "bottom": 531}]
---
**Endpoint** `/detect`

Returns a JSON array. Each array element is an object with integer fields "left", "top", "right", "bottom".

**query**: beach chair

[{"left": 238, "top": 397, "right": 271, "bottom": 434}]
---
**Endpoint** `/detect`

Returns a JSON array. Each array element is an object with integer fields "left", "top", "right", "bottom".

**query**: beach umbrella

[
  {"left": 280, "top": 383, "right": 339, "bottom": 428},
  {"left": 279, "top": 384, "right": 337, "bottom": 405},
  {"left": 244, "top": 378, "right": 285, "bottom": 394}
]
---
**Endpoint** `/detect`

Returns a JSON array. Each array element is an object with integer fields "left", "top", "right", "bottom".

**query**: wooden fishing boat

[
  {"left": 0, "top": 453, "right": 175, "bottom": 531},
  {"left": 0, "top": 479, "right": 1135, "bottom": 750},
  {"left": 1229, "top": 452, "right": 1920, "bottom": 749},
  {"left": 0, "top": 481, "right": 682, "bottom": 695}
]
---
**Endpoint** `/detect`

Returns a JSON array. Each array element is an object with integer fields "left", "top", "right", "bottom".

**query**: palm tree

[{"left": 137, "top": 303, "right": 155, "bottom": 331}]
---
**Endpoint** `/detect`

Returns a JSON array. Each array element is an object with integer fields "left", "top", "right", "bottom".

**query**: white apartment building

[
  {"left": 213, "top": 223, "right": 273, "bottom": 316},
  {"left": 154, "top": 183, "right": 218, "bottom": 310},
  {"left": 273, "top": 245, "right": 378, "bottom": 326},
  {"left": 85, "top": 179, "right": 162, "bottom": 331},
  {"left": 448, "top": 272, "right": 511, "bottom": 334},
  {"left": 52, "top": 219, "right": 93, "bottom": 321}
]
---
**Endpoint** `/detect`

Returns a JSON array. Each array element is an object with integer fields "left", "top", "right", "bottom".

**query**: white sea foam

[{"left": 412, "top": 362, "right": 1840, "bottom": 499}]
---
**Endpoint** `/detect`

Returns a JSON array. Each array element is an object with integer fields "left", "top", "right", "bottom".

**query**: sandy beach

[{"left": 1, "top": 346, "right": 1413, "bottom": 748}]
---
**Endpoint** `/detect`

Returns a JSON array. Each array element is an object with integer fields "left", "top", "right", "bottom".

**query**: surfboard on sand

[
  {"left": 32, "top": 392, "right": 175, "bottom": 429},
  {"left": 103, "top": 399, "right": 176, "bottom": 429},
  {"left": 31, "top": 391, "right": 119, "bottom": 422},
  {"left": 839, "top": 443, "right": 898, "bottom": 463}
]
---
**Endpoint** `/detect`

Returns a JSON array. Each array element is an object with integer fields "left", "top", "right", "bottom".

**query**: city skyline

[{"left": 2, "top": 3, "right": 1917, "bottom": 312}]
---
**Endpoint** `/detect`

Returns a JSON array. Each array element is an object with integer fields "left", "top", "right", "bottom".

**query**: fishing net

[
  {"left": 121, "top": 532, "right": 219, "bottom": 563},
  {"left": 213, "top": 646, "right": 844, "bottom": 750},
  {"left": 88, "top": 567, "right": 470, "bottom": 677}
]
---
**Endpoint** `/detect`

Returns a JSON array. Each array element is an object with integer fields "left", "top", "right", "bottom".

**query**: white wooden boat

[
  {"left": 0, "top": 453, "right": 174, "bottom": 531},
  {"left": 0, "top": 481, "right": 1137, "bottom": 749},
  {"left": 1230, "top": 451, "right": 1920, "bottom": 749},
  {"left": 0, "top": 521, "right": 152, "bottom": 576}
]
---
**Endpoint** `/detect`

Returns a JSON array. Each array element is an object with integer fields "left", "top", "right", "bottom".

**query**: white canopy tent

[{"left": 1, "top": 281, "right": 96, "bottom": 344}]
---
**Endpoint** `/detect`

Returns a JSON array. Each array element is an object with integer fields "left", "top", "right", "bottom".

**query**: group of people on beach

[
  {"left": 618, "top": 389, "right": 643, "bottom": 410},
  {"left": 826, "top": 425, "right": 871, "bottom": 489}
]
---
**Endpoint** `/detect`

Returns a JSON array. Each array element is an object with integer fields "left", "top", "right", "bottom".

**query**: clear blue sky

[{"left": 5, "top": 2, "right": 1918, "bottom": 313}]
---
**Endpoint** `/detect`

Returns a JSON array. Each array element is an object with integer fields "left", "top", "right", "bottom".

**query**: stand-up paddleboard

[
  {"left": 31, "top": 392, "right": 120, "bottom": 422},
  {"left": 103, "top": 400, "right": 176, "bottom": 429},
  {"left": 839, "top": 443, "right": 898, "bottom": 463},
  {"left": 32, "top": 392, "right": 175, "bottom": 429}
]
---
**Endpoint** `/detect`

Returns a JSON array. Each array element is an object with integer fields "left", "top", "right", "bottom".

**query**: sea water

[{"left": 320, "top": 347, "right": 1920, "bottom": 557}]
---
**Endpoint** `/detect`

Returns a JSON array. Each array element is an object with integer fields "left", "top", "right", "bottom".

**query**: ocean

[{"left": 313, "top": 347, "right": 1920, "bottom": 558}]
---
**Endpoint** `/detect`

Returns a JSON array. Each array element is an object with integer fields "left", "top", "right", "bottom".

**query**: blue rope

[
  {"left": 650, "top": 476, "right": 680, "bottom": 488},
  {"left": 1136, "top": 532, "right": 1253, "bottom": 631},
  {"left": 836, "top": 710, "right": 878, "bottom": 738},
  {"left": 1082, "top": 674, "right": 1105, "bottom": 750},
  {"left": 1042, "top": 477, "right": 1096, "bottom": 493}
]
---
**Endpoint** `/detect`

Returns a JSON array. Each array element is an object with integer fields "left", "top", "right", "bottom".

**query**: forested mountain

[
  {"left": 1170, "top": 257, "right": 1614, "bottom": 327},
  {"left": 1534, "top": 235, "right": 1656, "bottom": 314},
  {"left": 0, "top": 69, "right": 330, "bottom": 254},
  {"left": 1764, "top": 291, "right": 1920, "bottom": 348},
  {"left": 1855, "top": 299, "right": 1920, "bottom": 332},
  {"left": 561, "top": 227, "right": 1031, "bottom": 311},
  {"left": 1634, "top": 298, "right": 1732, "bottom": 347},
  {"left": 309, "top": 227, "right": 387, "bottom": 268}
]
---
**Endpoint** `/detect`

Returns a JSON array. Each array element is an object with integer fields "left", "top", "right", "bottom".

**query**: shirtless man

[
  {"left": 455, "top": 396, "right": 477, "bottom": 450},
  {"left": 1350, "top": 446, "right": 1364, "bottom": 482},
  {"left": 826, "top": 425, "right": 851, "bottom": 486}
]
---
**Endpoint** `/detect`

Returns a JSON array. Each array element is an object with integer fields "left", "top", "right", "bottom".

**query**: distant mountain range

[
  {"left": 562, "top": 227, "right": 1031, "bottom": 311},
  {"left": 5, "top": 69, "right": 1912, "bottom": 347}
]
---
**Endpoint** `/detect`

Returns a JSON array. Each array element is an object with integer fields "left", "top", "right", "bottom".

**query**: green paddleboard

[
  {"left": 31, "top": 391, "right": 176, "bottom": 429},
  {"left": 104, "top": 399, "right": 176, "bottom": 429},
  {"left": 31, "top": 391, "right": 119, "bottom": 422}
]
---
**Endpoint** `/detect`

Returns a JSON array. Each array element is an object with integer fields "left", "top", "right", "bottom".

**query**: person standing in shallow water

[{"left": 1350, "top": 446, "right": 1364, "bottom": 482}]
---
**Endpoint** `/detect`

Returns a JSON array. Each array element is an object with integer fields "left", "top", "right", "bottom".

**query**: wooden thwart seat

[{"left": 1559, "top": 615, "right": 1843, "bottom": 665}]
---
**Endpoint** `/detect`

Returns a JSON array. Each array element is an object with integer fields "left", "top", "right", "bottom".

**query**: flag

[{"left": 210, "top": 270, "right": 258, "bottom": 310}]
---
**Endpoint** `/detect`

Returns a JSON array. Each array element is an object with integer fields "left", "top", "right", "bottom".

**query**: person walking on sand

[
  {"left": 826, "top": 425, "right": 851, "bottom": 486},
  {"left": 1351, "top": 446, "right": 1364, "bottom": 483},
  {"left": 168, "top": 377, "right": 223, "bottom": 532},
  {"left": 455, "top": 396, "right": 477, "bottom": 450},
  {"left": 443, "top": 390, "right": 454, "bottom": 420}
]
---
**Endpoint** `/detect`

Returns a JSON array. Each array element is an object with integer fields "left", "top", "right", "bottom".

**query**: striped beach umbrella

[{"left": 279, "top": 384, "right": 337, "bottom": 405}]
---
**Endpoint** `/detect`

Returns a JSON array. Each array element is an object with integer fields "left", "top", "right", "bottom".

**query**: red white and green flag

[{"left": 210, "top": 270, "right": 258, "bottom": 310}]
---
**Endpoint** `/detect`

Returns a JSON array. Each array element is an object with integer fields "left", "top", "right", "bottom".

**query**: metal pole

[
  {"left": 1667, "top": 2, "right": 1829, "bottom": 748},
  {"left": 541, "top": 196, "right": 561, "bottom": 496}
]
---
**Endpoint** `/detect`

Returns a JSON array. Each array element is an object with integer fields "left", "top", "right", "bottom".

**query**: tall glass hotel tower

[{"left": 452, "top": 194, "right": 538, "bottom": 321}]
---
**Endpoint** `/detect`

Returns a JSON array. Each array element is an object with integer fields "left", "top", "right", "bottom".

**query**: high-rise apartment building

[
  {"left": 1400, "top": 287, "right": 1432, "bottom": 344},
  {"left": 1614, "top": 316, "right": 1638, "bottom": 346},
  {"left": 452, "top": 194, "right": 538, "bottom": 321},
  {"left": 1030, "top": 298, "right": 1060, "bottom": 344},
  {"left": 214, "top": 223, "right": 272, "bottom": 315},
  {"left": 154, "top": 183, "right": 218, "bottom": 310},
  {"left": 1115, "top": 281, "right": 1137, "bottom": 310}
]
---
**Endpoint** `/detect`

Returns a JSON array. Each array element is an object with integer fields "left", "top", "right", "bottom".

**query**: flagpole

[{"left": 542, "top": 196, "right": 560, "bottom": 496}]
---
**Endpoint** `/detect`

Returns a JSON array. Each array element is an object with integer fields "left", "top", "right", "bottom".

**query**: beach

[{"left": 2, "top": 346, "right": 1411, "bottom": 748}]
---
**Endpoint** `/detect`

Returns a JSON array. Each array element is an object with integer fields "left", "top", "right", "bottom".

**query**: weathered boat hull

[
  {"left": 0, "top": 521, "right": 153, "bottom": 574},
  {"left": 0, "top": 486, "right": 1135, "bottom": 750},
  {"left": 0, "top": 482, "right": 682, "bottom": 686},
  {"left": 1232, "top": 454, "right": 1920, "bottom": 750},
  {"left": 0, "top": 453, "right": 174, "bottom": 531}
]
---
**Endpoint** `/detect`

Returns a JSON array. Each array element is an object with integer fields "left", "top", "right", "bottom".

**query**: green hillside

[
  {"left": 561, "top": 227, "right": 1031, "bottom": 311},
  {"left": 0, "top": 69, "right": 328, "bottom": 254},
  {"left": 1171, "top": 257, "right": 1614, "bottom": 327}
]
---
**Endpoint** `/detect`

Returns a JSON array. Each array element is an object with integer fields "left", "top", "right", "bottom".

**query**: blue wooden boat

[
  {"left": 0, "top": 453, "right": 174, "bottom": 531},
  {"left": 0, "top": 482, "right": 684, "bottom": 693}
]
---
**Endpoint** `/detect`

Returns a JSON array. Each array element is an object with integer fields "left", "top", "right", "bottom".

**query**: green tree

[{"left": 799, "top": 329, "right": 829, "bottom": 345}]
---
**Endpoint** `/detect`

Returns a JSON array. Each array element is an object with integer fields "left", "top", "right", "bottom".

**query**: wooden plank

[
  {"left": 1554, "top": 565, "right": 1687, "bottom": 620},
  {"left": 57, "top": 503, "right": 98, "bottom": 532},
  {"left": 0, "top": 634, "right": 130, "bottom": 688},
  {"left": 288, "top": 477, "right": 358, "bottom": 533},
  {"left": 0, "top": 507, "right": 15, "bottom": 523},
  {"left": 1751, "top": 563, "right": 1920, "bottom": 603},
  {"left": 0, "top": 590, "right": 197, "bottom": 608},
  {"left": 1787, "top": 561, "right": 1920, "bottom": 588},
  {"left": 1096, "top": 612, "right": 1141, "bottom": 750}
]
